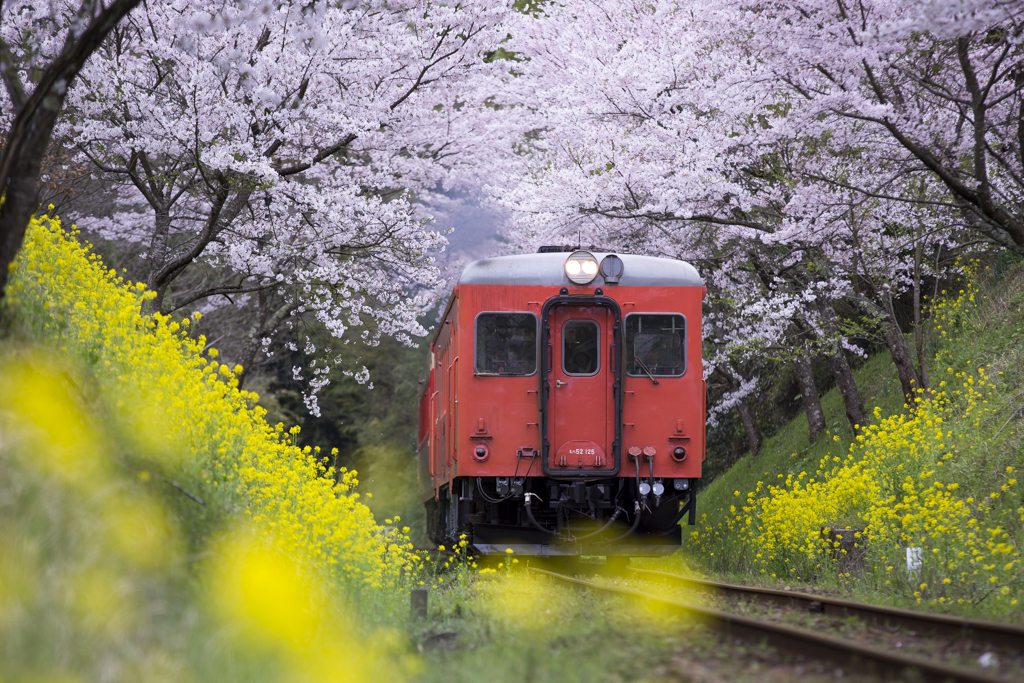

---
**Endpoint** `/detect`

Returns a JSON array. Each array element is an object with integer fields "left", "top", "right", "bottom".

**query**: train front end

[{"left": 417, "top": 249, "right": 705, "bottom": 557}]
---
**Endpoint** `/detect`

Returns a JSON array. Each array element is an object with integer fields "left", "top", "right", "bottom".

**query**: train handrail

[
  {"left": 452, "top": 355, "right": 459, "bottom": 465},
  {"left": 429, "top": 389, "right": 439, "bottom": 477},
  {"left": 446, "top": 359, "right": 454, "bottom": 467}
]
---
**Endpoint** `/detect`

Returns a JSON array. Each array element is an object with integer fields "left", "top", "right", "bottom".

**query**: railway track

[
  {"left": 627, "top": 567, "right": 1024, "bottom": 651},
  {"left": 531, "top": 567, "right": 1021, "bottom": 683}
]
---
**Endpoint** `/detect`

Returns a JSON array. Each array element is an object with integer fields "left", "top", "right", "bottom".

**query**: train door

[{"left": 547, "top": 305, "right": 616, "bottom": 473}]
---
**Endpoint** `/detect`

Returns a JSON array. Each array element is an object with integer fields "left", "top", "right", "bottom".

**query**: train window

[
  {"left": 625, "top": 314, "right": 686, "bottom": 377},
  {"left": 474, "top": 313, "right": 538, "bottom": 376},
  {"left": 562, "top": 320, "right": 599, "bottom": 375}
]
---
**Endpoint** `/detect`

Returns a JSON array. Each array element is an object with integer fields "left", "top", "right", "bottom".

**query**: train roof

[{"left": 459, "top": 252, "right": 703, "bottom": 288}]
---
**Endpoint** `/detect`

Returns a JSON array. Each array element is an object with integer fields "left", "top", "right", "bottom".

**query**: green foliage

[
  {"left": 264, "top": 315, "right": 433, "bottom": 541},
  {"left": 350, "top": 443, "right": 427, "bottom": 545}
]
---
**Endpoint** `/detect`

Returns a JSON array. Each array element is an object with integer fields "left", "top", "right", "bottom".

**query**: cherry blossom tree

[
  {"left": 728, "top": 0, "right": 1024, "bottom": 253},
  {"left": 491, "top": 0, "right": 1001, "bottom": 445},
  {"left": 48, "top": 0, "right": 517, "bottom": 413}
]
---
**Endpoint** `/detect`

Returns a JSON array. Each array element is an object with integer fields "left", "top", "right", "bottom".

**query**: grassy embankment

[
  {"left": 0, "top": 214, "right": 423, "bottom": 681},
  {"left": 668, "top": 262, "right": 1024, "bottom": 621}
]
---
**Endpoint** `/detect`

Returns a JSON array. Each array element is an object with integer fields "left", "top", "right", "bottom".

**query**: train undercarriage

[{"left": 427, "top": 475, "right": 696, "bottom": 557}]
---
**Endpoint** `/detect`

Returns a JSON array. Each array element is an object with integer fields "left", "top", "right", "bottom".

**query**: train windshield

[
  {"left": 625, "top": 314, "right": 685, "bottom": 377},
  {"left": 562, "top": 320, "right": 599, "bottom": 375},
  {"left": 475, "top": 313, "right": 538, "bottom": 376}
]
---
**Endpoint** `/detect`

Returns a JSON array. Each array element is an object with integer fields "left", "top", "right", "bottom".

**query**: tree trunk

[
  {"left": 237, "top": 290, "right": 270, "bottom": 389},
  {"left": 851, "top": 294, "right": 925, "bottom": 406},
  {"left": 146, "top": 183, "right": 252, "bottom": 314},
  {"left": 827, "top": 348, "right": 867, "bottom": 432},
  {"left": 146, "top": 205, "right": 172, "bottom": 287},
  {"left": 715, "top": 364, "right": 762, "bottom": 458},
  {"left": 0, "top": 105, "right": 60, "bottom": 296},
  {"left": 735, "top": 397, "right": 762, "bottom": 457},
  {"left": 881, "top": 294, "right": 925, "bottom": 404},
  {"left": 912, "top": 232, "right": 930, "bottom": 391},
  {"left": 237, "top": 295, "right": 298, "bottom": 388},
  {"left": 818, "top": 301, "right": 867, "bottom": 431},
  {"left": 793, "top": 353, "right": 825, "bottom": 443}
]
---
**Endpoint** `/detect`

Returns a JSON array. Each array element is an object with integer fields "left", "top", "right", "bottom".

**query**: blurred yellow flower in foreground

[
  {"left": 210, "top": 531, "right": 417, "bottom": 682},
  {"left": 213, "top": 533, "right": 319, "bottom": 649},
  {"left": 0, "top": 357, "right": 102, "bottom": 484}
]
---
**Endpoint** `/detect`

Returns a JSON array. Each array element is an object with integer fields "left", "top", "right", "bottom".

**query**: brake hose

[
  {"left": 600, "top": 501, "right": 642, "bottom": 543},
  {"left": 570, "top": 505, "right": 624, "bottom": 541},
  {"left": 476, "top": 477, "right": 509, "bottom": 504},
  {"left": 523, "top": 492, "right": 557, "bottom": 535},
  {"left": 634, "top": 455, "right": 643, "bottom": 500}
]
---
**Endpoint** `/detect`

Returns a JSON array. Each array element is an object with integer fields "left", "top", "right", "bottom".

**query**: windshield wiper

[{"left": 634, "top": 357, "right": 660, "bottom": 385}]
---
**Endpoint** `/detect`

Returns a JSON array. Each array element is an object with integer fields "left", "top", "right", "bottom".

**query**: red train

[{"left": 417, "top": 248, "right": 705, "bottom": 558}]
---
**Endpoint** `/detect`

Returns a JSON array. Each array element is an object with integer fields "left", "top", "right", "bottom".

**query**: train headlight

[{"left": 564, "top": 250, "right": 599, "bottom": 285}]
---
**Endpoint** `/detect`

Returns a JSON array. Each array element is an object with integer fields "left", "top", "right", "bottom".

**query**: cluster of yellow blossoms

[
  {"left": 6, "top": 213, "right": 419, "bottom": 596},
  {"left": 692, "top": 279, "right": 1022, "bottom": 612}
]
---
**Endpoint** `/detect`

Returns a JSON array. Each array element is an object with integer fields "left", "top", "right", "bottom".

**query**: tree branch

[
  {"left": 0, "top": 36, "right": 27, "bottom": 111},
  {"left": 275, "top": 133, "right": 357, "bottom": 176}
]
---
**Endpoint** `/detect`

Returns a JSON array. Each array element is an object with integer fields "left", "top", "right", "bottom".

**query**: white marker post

[{"left": 906, "top": 547, "right": 923, "bottom": 577}]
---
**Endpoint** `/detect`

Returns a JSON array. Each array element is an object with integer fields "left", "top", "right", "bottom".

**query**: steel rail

[
  {"left": 628, "top": 567, "right": 1024, "bottom": 651},
  {"left": 531, "top": 568, "right": 1010, "bottom": 683}
]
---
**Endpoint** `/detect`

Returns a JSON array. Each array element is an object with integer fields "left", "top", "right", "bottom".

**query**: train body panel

[{"left": 416, "top": 251, "right": 706, "bottom": 556}]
